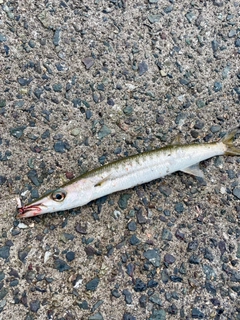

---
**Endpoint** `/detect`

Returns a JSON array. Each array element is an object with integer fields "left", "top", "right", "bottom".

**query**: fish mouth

[{"left": 17, "top": 204, "right": 44, "bottom": 218}]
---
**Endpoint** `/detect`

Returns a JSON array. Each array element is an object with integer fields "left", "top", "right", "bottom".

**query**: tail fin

[{"left": 222, "top": 126, "right": 240, "bottom": 156}]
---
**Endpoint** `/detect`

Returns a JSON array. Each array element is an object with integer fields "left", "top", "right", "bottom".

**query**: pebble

[
  {"left": 123, "top": 313, "right": 136, "bottom": 320},
  {"left": 148, "top": 14, "right": 161, "bottom": 23},
  {"left": 192, "top": 308, "right": 204, "bottom": 319},
  {"left": 122, "top": 289, "right": 132, "bottom": 304},
  {"left": 0, "top": 33, "right": 6, "bottom": 42},
  {"left": 54, "top": 141, "right": 70, "bottom": 153},
  {"left": 98, "top": 125, "right": 111, "bottom": 139},
  {"left": 82, "top": 57, "right": 95, "bottom": 69},
  {"left": 0, "top": 176, "right": 7, "bottom": 185},
  {"left": 34, "top": 87, "right": 44, "bottom": 99},
  {"left": 53, "top": 258, "right": 71, "bottom": 272},
  {"left": 143, "top": 249, "right": 161, "bottom": 267},
  {"left": 127, "top": 221, "right": 137, "bottom": 231},
  {"left": 235, "top": 38, "right": 240, "bottom": 47},
  {"left": 162, "top": 228, "right": 172, "bottom": 241},
  {"left": 52, "top": 83, "right": 62, "bottom": 92},
  {"left": 138, "top": 61, "right": 148, "bottom": 76},
  {"left": 149, "top": 293, "right": 162, "bottom": 306},
  {"left": 0, "top": 246, "right": 10, "bottom": 260},
  {"left": 213, "top": 81, "right": 222, "bottom": 92},
  {"left": 187, "top": 240, "right": 198, "bottom": 252},
  {"left": 88, "top": 312, "right": 104, "bottom": 320},
  {"left": 10, "top": 126, "right": 26, "bottom": 139},
  {"left": 139, "top": 294, "right": 147, "bottom": 308},
  {"left": 30, "top": 299, "right": 40, "bottom": 312},
  {"left": 18, "top": 246, "right": 31, "bottom": 263},
  {"left": 164, "top": 254, "right": 176, "bottom": 264},
  {"left": 111, "top": 288, "right": 121, "bottom": 298},
  {"left": 233, "top": 187, "right": 240, "bottom": 199},
  {"left": 149, "top": 309, "right": 166, "bottom": 320},
  {"left": 129, "top": 234, "right": 141, "bottom": 245},
  {"left": 85, "top": 277, "right": 100, "bottom": 291},
  {"left": 118, "top": 193, "right": 131, "bottom": 210},
  {"left": 66, "top": 251, "right": 75, "bottom": 262},
  {"left": 53, "top": 28, "right": 61, "bottom": 46},
  {"left": 133, "top": 278, "right": 147, "bottom": 292}
]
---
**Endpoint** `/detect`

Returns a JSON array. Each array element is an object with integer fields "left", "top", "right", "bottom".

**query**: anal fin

[{"left": 181, "top": 163, "right": 205, "bottom": 178}]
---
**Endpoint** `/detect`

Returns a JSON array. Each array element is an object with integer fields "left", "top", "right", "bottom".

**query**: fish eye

[{"left": 51, "top": 190, "right": 66, "bottom": 202}]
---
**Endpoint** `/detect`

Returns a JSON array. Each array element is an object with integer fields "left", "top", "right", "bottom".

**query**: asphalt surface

[{"left": 0, "top": 1, "right": 240, "bottom": 319}]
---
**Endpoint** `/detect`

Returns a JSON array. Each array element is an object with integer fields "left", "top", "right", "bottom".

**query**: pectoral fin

[
  {"left": 181, "top": 163, "right": 205, "bottom": 178},
  {"left": 94, "top": 174, "right": 111, "bottom": 187}
]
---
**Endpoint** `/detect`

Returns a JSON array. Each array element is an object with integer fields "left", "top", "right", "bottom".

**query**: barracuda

[{"left": 17, "top": 127, "right": 240, "bottom": 218}]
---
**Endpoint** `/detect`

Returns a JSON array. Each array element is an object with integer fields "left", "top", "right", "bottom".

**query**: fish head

[{"left": 17, "top": 188, "right": 71, "bottom": 218}]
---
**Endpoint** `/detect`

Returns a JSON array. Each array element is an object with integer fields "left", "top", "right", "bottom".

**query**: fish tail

[{"left": 222, "top": 126, "right": 240, "bottom": 156}]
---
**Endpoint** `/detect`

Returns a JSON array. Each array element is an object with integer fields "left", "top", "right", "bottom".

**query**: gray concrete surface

[{"left": 0, "top": 0, "right": 240, "bottom": 319}]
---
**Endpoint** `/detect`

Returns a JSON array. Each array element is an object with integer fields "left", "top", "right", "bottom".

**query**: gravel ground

[{"left": 0, "top": 0, "right": 240, "bottom": 319}]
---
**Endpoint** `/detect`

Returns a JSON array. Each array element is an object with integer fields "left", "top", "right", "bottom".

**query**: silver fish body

[{"left": 17, "top": 127, "right": 240, "bottom": 218}]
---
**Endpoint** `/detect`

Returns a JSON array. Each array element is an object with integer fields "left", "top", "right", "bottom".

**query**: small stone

[
  {"left": 210, "top": 125, "right": 221, "bottom": 133},
  {"left": 147, "top": 279, "right": 158, "bottom": 288},
  {"left": 233, "top": 187, "right": 240, "bottom": 199},
  {"left": 122, "top": 289, "right": 132, "bottom": 304},
  {"left": 134, "top": 278, "right": 147, "bottom": 292},
  {"left": 149, "top": 293, "right": 162, "bottom": 306},
  {"left": 196, "top": 99, "right": 205, "bottom": 108},
  {"left": 98, "top": 125, "right": 111, "bottom": 139},
  {"left": 53, "top": 28, "right": 61, "bottom": 46},
  {"left": 71, "top": 128, "right": 80, "bottom": 136},
  {"left": 0, "top": 176, "right": 7, "bottom": 185},
  {"left": 139, "top": 294, "right": 147, "bottom": 308},
  {"left": 66, "top": 251, "right": 75, "bottom": 262},
  {"left": 111, "top": 289, "right": 121, "bottom": 298},
  {"left": 34, "top": 87, "right": 44, "bottom": 99},
  {"left": 0, "top": 33, "right": 7, "bottom": 42},
  {"left": 185, "top": 11, "right": 195, "bottom": 23},
  {"left": 88, "top": 312, "right": 104, "bottom": 320},
  {"left": 54, "top": 141, "right": 70, "bottom": 153},
  {"left": 82, "top": 57, "right": 95, "bottom": 69},
  {"left": 189, "top": 254, "right": 200, "bottom": 264},
  {"left": 162, "top": 228, "right": 172, "bottom": 241},
  {"left": 123, "top": 313, "right": 136, "bottom": 320},
  {"left": 123, "top": 105, "right": 133, "bottom": 115},
  {"left": 86, "top": 277, "right": 100, "bottom": 291},
  {"left": 127, "top": 221, "right": 137, "bottom": 231},
  {"left": 192, "top": 308, "right": 204, "bottom": 319},
  {"left": 211, "top": 40, "right": 219, "bottom": 52},
  {"left": 205, "top": 281, "right": 216, "bottom": 296},
  {"left": 118, "top": 193, "right": 131, "bottom": 210},
  {"left": 159, "top": 185, "right": 172, "bottom": 197},
  {"left": 129, "top": 234, "right": 141, "bottom": 245},
  {"left": 164, "top": 254, "right": 176, "bottom": 264},
  {"left": 78, "top": 300, "right": 89, "bottom": 309},
  {"left": 174, "top": 202, "right": 184, "bottom": 213},
  {"left": 148, "top": 14, "right": 161, "bottom": 23},
  {"left": 202, "top": 264, "right": 216, "bottom": 280},
  {"left": 10, "top": 126, "right": 26, "bottom": 139},
  {"left": 143, "top": 249, "right": 161, "bottom": 267},
  {"left": 0, "top": 246, "right": 10, "bottom": 260},
  {"left": 18, "top": 246, "right": 31, "bottom": 263},
  {"left": 0, "top": 99, "right": 6, "bottom": 108},
  {"left": 235, "top": 38, "right": 240, "bottom": 47},
  {"left": 30, "top": 299, "right": 40, "bottom": 312},
  {"left": 18, "top": 77, "right": 33, "bottom": 86},
  {"left": 213, "top": 81, "right": 222, "bottom": 92},
  {"left": 149, "top": 309, "right": 166, "bottom": 320},
  {"left": 138, "top": 61, "right": 148, "bottom": 76},
  {"left": 52, "top": 83, "right": 62, "bottom": 92},
  {"left": 54, "top": 258, "right": 71, "bottom": 272},
  {"left": 0, "top": 288, "right": 8, "bottom": 300},
  {"left": 187, "top": 240, "right": 198, "bottom": 252}
]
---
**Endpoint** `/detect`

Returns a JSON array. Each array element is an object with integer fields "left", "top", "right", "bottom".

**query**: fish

[{"left": 17, "top": 126, "right": 240, "bottom": 218}]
